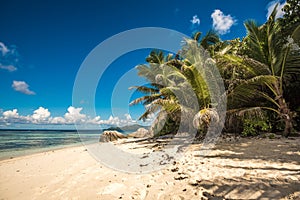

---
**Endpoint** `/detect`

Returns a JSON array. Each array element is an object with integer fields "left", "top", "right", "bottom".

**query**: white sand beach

[{"left": 1, "top": 137, "right": 300, "bottom": 200}]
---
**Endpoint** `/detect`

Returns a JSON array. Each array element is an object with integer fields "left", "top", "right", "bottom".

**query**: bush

[
  {"left": 242, "top": 118, "right": 272, "bottom": 136},
  {"left": 268, "top": 133, "right": 275, "bottom": 139}
]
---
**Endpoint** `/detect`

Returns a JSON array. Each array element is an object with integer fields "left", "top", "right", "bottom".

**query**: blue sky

[{"left": 0, "top": 0, "right": 285, "bottom": 129}]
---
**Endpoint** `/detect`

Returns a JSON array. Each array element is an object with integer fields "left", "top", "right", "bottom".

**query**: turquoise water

[{"left": 0, "top": 130, "right": 101, "bottom": 160}]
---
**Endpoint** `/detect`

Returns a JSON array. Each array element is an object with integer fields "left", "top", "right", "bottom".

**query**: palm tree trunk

[
  {"left": 274, "top": 81, "right": 292, "bottom": 137},
  {"left": 278, "top": 97, "right": 293, "bottom": 137},
  {"left": 278, "top": 97, "right": 292, "bottom": 137}
]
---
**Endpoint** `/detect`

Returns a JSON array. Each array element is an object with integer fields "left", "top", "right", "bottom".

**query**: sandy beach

[{"left": 1, "top": 136, "right": 300, "bottom": 200}]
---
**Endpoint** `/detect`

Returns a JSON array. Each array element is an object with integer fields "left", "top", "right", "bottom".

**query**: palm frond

[
  {"left": 128, "top": 85, "right": 159, "bottom": 94},
  {"left": 200, "top": 30, "right": 220, "bottom": 49},
  {"left": 129, "top": 94, "right": 162, "bottom": 106},
  {"left": 227, "top": 75, "right": 278, "bottom": 109},
  {"left": 244, "top": 20, "right": 268, "bottom": 65},
  {"left": 193, "top": 32, "right": 202, "bottom": 42}
]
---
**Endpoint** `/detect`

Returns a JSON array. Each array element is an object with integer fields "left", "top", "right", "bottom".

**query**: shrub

[
  {"left": 268, "top": 133, "right": 275, "bottom": 139},
  {"left": 242, "top": 118, "right": 272, "bottom": 137}
]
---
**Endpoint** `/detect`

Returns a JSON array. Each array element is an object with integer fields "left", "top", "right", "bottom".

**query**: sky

[{"left": 0, "top": 0, "right": 286, "bottom": 129}]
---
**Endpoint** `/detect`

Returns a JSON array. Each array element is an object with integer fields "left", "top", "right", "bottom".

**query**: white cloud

[
  {"left": 124, "top": 113, "right": 132, "bottom": 121},
  {"left": 266, "top": 1, "right": 286, "bottom": 19},
  {"left": 86, "top": 116, "right": 101, "bottom": 125},
  {"left": 64, "top": 106, "right": 86, "bottom": 123},
  {"left": 0, "top": 106, "right": 138, "bottom": 127},
  {"left": 190, "top": 15, "right": 200, "bottom": 25},
  {"left": 32, "top": 107, "right": 51, "bottom": 122},
  {"left": 108, "top": 115, "right": 121, "bottom": 125},
  {"left": 1, "top": 109, "right": 31, "bottom": 124},
  {"left": 12, "top": 81, "right": 36, "bottom": 95},
  {"left": 96, "top": 114, "right": 136, "bottom": 126},
  {"left": 0, "top": 42, "right": 18, "bottom": 72},
  {"left": 3, "top": 109, "right": 19, "bottom": 119},
  {"left": 50, "top": 116, "right": 66, "bottom": 124},
  {"left": 211, "top": 9, "right": 236, "bottom": 35},
  {"left": 0, "top": 42, "right": 9, "bottom": 55},
  {"left": 0, "top": 65, "right": 17, "bottom": 72}
]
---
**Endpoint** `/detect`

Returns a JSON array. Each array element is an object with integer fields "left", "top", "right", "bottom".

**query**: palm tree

[
  {"left": 130, "top": 37, "right": 225, "bottom": 137},
  {"left": 214, "top": 5, "right": 300, "bottom": 136},
  {"left": 193, "top": 30, "right": 220, "bottom": 50},
  {"left": 129, "top": 50, "right": 184, "bottom": 135}
]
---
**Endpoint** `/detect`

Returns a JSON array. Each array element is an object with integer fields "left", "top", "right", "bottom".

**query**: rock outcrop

[
  {"left": 99, "top": 131, "right": 128, "bottom": 142},
  {"left": 99, "top": 128, "right": 152, "bottom": 142},
  {"left": 128, "top": 128, "right": 153, "bottom": 138}
]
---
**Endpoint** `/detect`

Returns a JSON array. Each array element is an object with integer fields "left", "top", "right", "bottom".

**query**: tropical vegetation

[{"left": 130, "top": 1, "right": 300, "bottom": 138}]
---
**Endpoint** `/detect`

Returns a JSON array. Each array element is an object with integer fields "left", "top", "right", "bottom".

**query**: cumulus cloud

[
  {"left": 0, "top": 106, "right": 138, "bottom": 127},
  {"left": 50, "top": 116, "right": 66, "bottom": 124},
  {"left": 64, "top": 106, "right": 87, "bottom": 123},
  {"left": 124, "top": 113, "right": 132, "bottom": 121},
  {"left": 1, "top": 109, "right": 30, "bottom": 124},
  {"left": 12, "top": 81, "right": 36, "bottom": 95},
  {"left": 0, "top": 42, "right": 19, "bottom": 72},
  {"left": 99, "top": 114, "right": 136, "bottom": 126},
  {"left": 32, "top": 107, "right": 51, "bottom": 122},
  {"left": 86, "top": 116, "right": 101, "bottom": 125},
  {"left": 190, "top": 15, "right": 200, "bottom": 25},
  {"left": 266, "top": 0, "right": 286, "bottom": 19},
  {"left": 2, "top": 107, "right": 51, "bottom": 124},
  {"left": 108, "top": 116, "right": 121, "bottom": 125},
  {"left": 3, "top": 109, "right": 19, "bottom": 119},
  {"left": 211, "top": 9, "right": 236, "bottom": 35}
]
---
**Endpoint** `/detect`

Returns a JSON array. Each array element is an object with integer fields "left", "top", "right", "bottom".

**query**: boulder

[
  {"left": 128, "top": 128, "right": 153, "bottom": 138},
  {"left": 99, "top": 131, "right": 127, "bottom": 142},
  {"left": 99, "top": 128, "right": 153, "bottom": 143}
]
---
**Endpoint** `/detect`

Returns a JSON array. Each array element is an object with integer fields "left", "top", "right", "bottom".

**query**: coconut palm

[
  {"left": 129, "top": 50, "right": 184, "bottom": 135},
  {"left": 193, "top": 30, "right": 220, "bottom": 50},
  {"left": 129, "top": 50, "right": 181, "bottom": 120},
  {"left": 214, "top": 5, "right": 300, "bottom": 136},
  {"left": 130, "top": 37, "right": 225, "bottom": 137}
]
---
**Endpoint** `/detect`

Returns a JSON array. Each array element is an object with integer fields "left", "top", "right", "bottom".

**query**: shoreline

[
  {"left": 1, "top": 137, "right": 300, "bottom": 199},
  {"left": 0, "top": 144, "right": 86, "bottom": 162},
  {"left": 0, "top": 141, "right": 88, "bottom": 161}
]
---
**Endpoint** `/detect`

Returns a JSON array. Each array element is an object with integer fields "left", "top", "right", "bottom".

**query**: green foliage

[
  {"left": 213, "top": 4, "right": 300, "bottom": 136},
  {"left": 192, "top": 30, "right": 220, "bottom": 50},
  {"left": 242, "top": 118, "right": 272, "bottom": 136},
  {"left": 131, "top": 39, "right": 223, "bottom": 136},
  {"left": 268, "top": 133, "right": 275, "bottom": 139},
  {"left": 278, "top": 0, "right": 300, "bottom": 38},
  {"left": 130, "top": 3, "right": 300, "bottom": 137}
]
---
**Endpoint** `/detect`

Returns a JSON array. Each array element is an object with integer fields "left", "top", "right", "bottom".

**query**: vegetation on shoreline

[{"left": 130, "top": 1, "right": 300, "bottom": 138}]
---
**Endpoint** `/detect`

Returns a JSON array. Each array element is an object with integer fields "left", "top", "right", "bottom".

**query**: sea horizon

[
  {"left": 0, "top": 129, "right": 96, "bottom": 160},
  {"left": 0, "top": 125, "right": 147, "bottom": 160}
]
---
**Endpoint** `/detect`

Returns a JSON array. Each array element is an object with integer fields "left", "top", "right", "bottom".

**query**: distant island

[{"left": 102, "top": 124, "right": 149, "bottom": 133}]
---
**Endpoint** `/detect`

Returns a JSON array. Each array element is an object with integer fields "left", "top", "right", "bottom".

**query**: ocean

[{"left": 0, "top": 129, "right": 102, "bottom": 160}]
